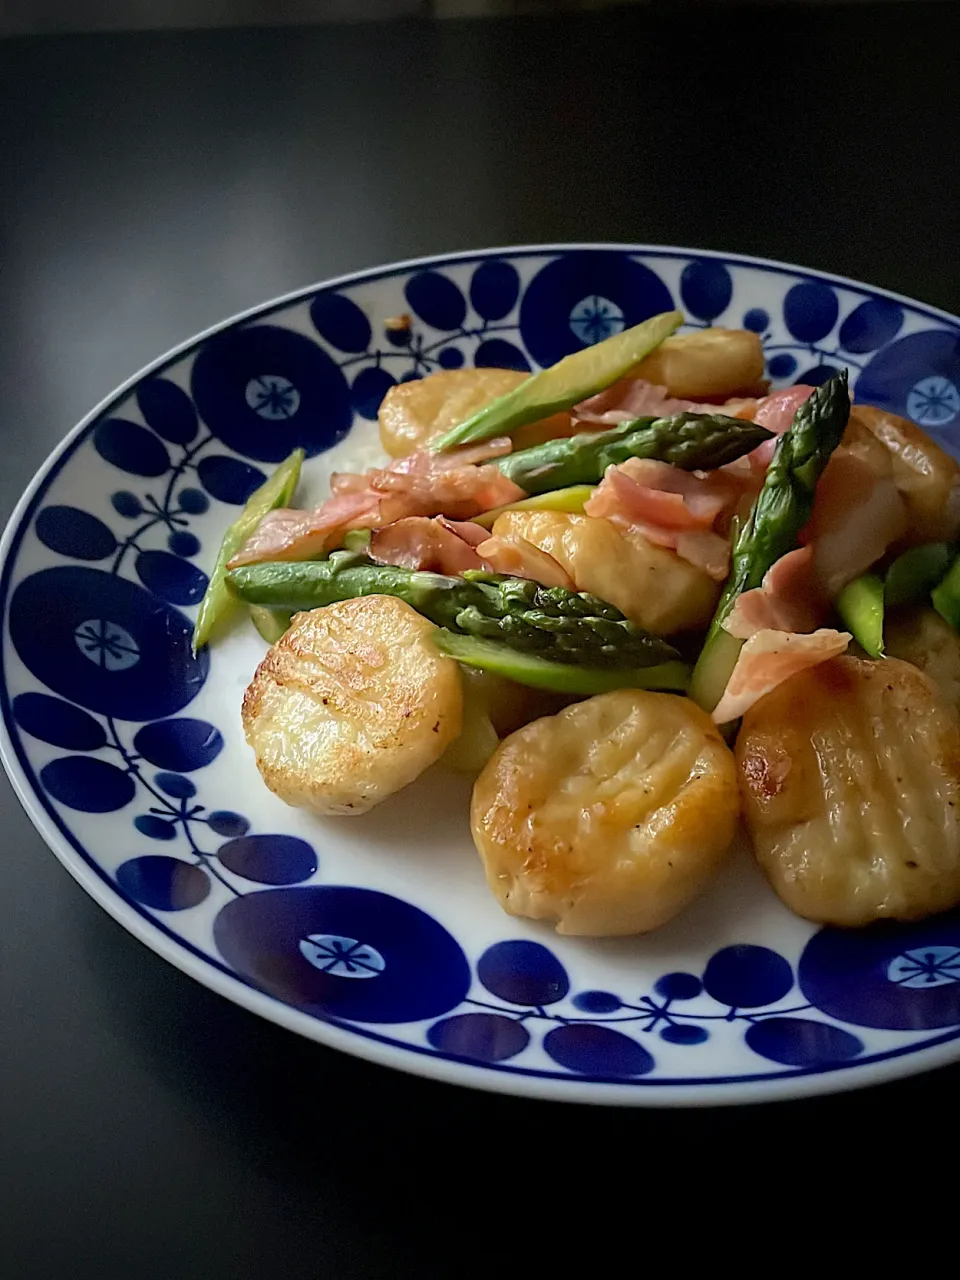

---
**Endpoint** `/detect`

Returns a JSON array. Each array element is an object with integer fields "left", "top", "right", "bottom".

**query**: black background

[{"left": 2, "top": 5, "right": 959, "bottom": 1274}]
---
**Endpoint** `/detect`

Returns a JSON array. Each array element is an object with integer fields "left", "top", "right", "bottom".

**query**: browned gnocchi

[
  {"left": 737, "top": 655, "right": 960, "bottom": 926},
  {"left": 471, "top": 689, "right": 740, "bottom": 936}
]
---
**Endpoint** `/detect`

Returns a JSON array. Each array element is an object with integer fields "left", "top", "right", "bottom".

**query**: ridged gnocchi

[
  {"left": 489, "top": 509, "right": 720, "bottom": 634},
  {"left": 471, "top": 689, "right": 740, "bottom": 936},
  {"left": 737, "top": 655, "right": 960, "bottom": 926},
  {"left": 242, "top": 596, "right": 462, "bottom": 814},
  {"left": 377, "top": 367, "right": 575, "bottom": 458}
]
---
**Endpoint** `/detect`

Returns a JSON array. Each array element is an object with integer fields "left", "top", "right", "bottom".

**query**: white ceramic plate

[{"left": 4, "top": 244, "right": 960, "bottom": 1105}]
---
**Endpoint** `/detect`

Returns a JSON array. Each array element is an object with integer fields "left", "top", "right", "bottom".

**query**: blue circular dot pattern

[
  {"left": 191, "top": 325, "right": 352, "bottom": 460},
  {"left": 213, "top": 886, "right": 470, "bottom": 1024},
  {"left": 703, "top": 946, "right": 793, "bottom": 1008},
  {"left": 519, "top": 251, "right": 673, "bottom": 367},
  {"left": 36, "top": 507, "right": 117, "bottom": 561},
  {"left": 427, "top": 1013, "right": 530, "bottom": 1063},
  {"left": 217, "top": 834, "right": 318, "bottom": 886},
  {"left": 680, "top": 260, "right": 733, "bottom": 321},
  {"left": 117, "top": 856, "right": 210, "bottom": 911},
  {"left": 543, "top": 1025, "right": 655, "bottom": 1077},
  {"left": 310, "top": 292, "right": 372, "bottom": 353},
  {"left": 13, "top": 693, "right": 107, "bottom": 752},
  {"left": 137, "top": 379, "right": 199, "bottom": 445},
  {"left": 478, "top": 940, "right": 570, "bottom": 1006},
  {"left": 4, "top": 246, "right": 960, "bottom": 1097}
]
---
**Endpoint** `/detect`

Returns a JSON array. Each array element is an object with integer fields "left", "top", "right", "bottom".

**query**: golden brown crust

[
  {"left": 471, "top": 689, "right": 739, "bottom": 936},
  {"left": 490, "top": 510, "right": 720, "bottom": 634},
  {"left": 631, "top": 328, "right": 765, "bottom": 399},
  {"left": 377, "top": 367, "right": 575, "bottom": 457},
  {"left": 737, "top": 655, "right": 960, "bottom": 926},
  {"left": 242, "top": 596, "right": 462, "bottom": 815}
]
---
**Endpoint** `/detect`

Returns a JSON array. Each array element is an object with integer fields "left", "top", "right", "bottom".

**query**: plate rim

[{"left": 4, "top": 240, "right": 960, "bottom": 1107}]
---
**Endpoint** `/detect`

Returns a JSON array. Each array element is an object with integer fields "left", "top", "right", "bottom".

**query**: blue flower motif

[
  {"left": 9, "top": 567, "right": 208, "bottom": 720},
  {"left": 213, "top": 886, "right": 470, "bottom": 1023},
  {"left": 299, "top": 934, "right": 386, "bottom": 978},
  {"left": 568, "top": 294, "right": 625, "bottom": 344},
  {"left": 244, "top": 374, "right": 301, "bottom": 421},
  {"left": 906, "top": 375, "right": 960, "bottom": 428},
  {"left": 73, "top": 618, "right": 140, "bottom": 671},
  {"left": 886, "top": 946, "right": 960, "bottom": 990},
  {"left": 519, "top": 251, "right": 673, "bottom": 367},
  {"left": 10, "top": 247, "right": 960, "bottom": 1092},
  {"left": 856, "top": 329, "right": 960, "bottom": 432},
  {"left": 799, "top": 915, "right": 960, "bottom": 1030},
  {"left": 191, "top": 325, "right": 352, "bottom": 461}
]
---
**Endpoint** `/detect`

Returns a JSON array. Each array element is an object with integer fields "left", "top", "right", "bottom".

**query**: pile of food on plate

[{"left": 195, "top": 309, "right": 960, "bottom": 936}]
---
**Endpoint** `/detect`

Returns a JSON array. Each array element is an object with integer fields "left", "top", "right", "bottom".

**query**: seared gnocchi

[
  {"left": 242, "top": 596, "right": 462, "bottom": 814},
  {"left": 632, "top": 327, "right": 766, "bottom": 398},
  {"left": 851, "top": 404, "right": 960, "bottom": 544},
  {"left": 737, "top": 655, "right": 960, "bottom": 926},
  {"left": 489, "top": 509, "right": 720, "bottom": 634},
  {"left": 377, "top": 367, "right": 575, "bottom": 458},
  {"left": 471, "top": 689, "right": 740, "bottom": 936},
  {"left": 885, "top": 606, "right": 960, "bottom": 713}
]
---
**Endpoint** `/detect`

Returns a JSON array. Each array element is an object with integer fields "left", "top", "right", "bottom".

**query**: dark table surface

[{"left": 2, "top": 4, "right": 960, "bottom": 1274}]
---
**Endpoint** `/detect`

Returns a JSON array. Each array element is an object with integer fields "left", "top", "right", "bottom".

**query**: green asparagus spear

[
  {"left": 836, "top": 574, "right": 885, "bottom": 658},
  {"left": 884, "top": 542, "right": 951, "bottom": 608},
  {"left": 932, "top": 554, "right": 960, "bottom": 631},
  {"left": 342, "top": 528, "right": 372, "bottom": 551},
  {"left": 433, "top": 631, "right": 690, "bottom": 696},
  {"left": 193, "top": 448, "right": 304, "bottom": 652},
  {"left": 248, "top": 606, "right": 293, "bottom": 643},
  {"left": 227, "top": 555, "right": 679, "bottom": 669},
  {"left": 691, "top": 371, "right": 851, "bottom": 713},
  {"left": 473, "top": 485, "right": 596, "bottom": 529},
  {"left": 431, "top": 310, "right": 682, "bottom": 451},
  {"left": 497, "top": 412, "right": 773, "bottom": 495}
]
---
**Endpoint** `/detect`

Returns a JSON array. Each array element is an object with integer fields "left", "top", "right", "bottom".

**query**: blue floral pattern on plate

[{"left": 3, "top": 245, "right": 960, "bottom": 1104}]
